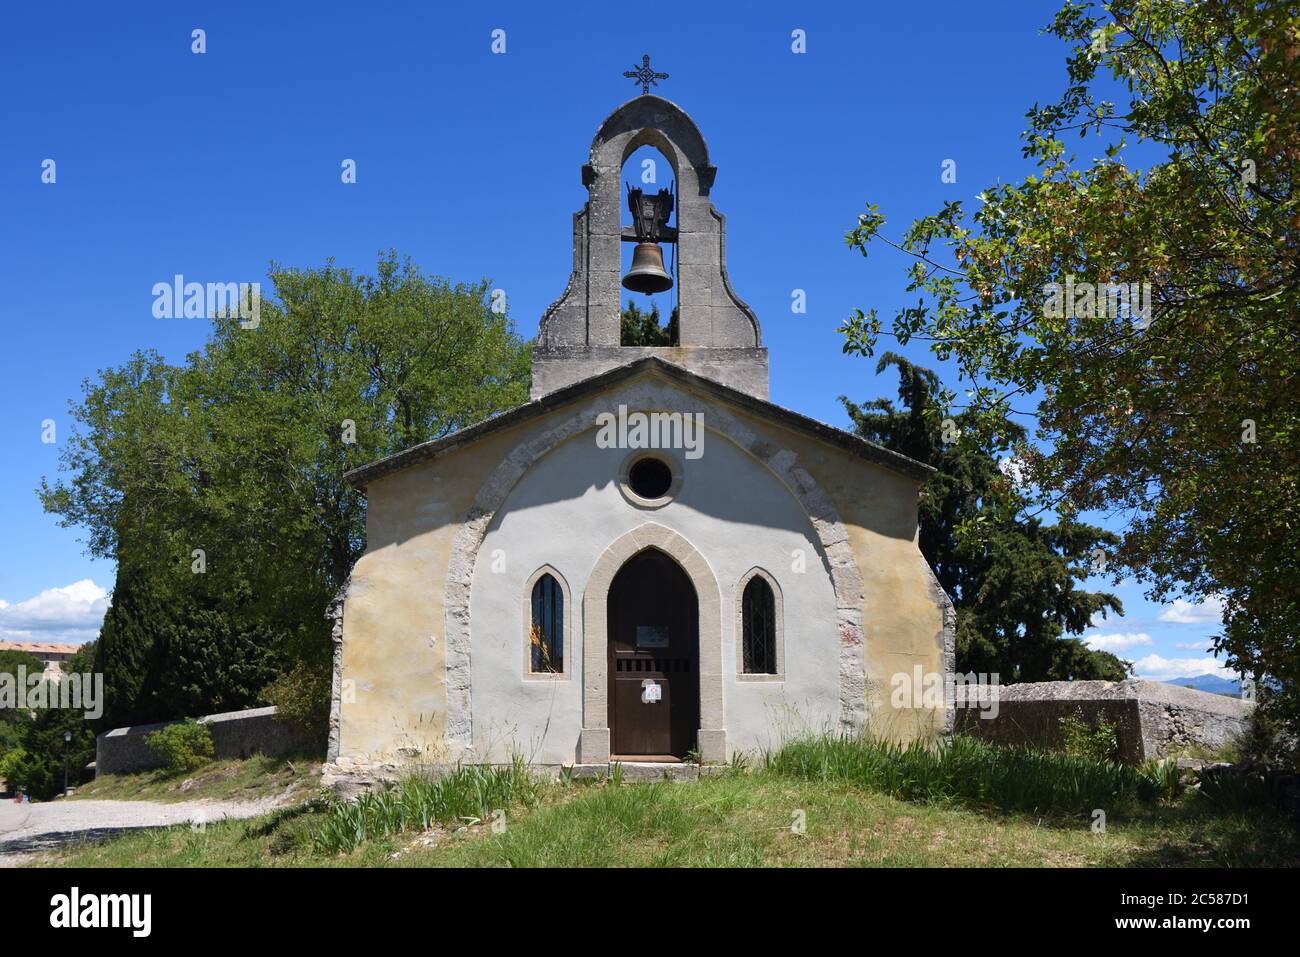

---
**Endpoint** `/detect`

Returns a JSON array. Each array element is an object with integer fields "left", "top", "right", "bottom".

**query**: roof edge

[{"left": 344, "top": 357, "right": 935, "bottom": 491}]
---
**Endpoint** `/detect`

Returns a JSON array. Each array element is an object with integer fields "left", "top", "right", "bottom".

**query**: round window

[{"left": 628, "top": 456, "right": 673, "bottom": 500}]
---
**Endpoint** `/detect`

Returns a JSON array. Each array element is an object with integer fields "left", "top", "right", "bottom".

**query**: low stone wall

[
  {"left": 955, "top": 679, "right": 1252, "bottom": 763},
  {"left": 95, "top": 706, "right": 320, "bottom": 776}
]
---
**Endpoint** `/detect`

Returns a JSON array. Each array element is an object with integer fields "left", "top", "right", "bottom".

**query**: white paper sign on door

[{"left": 641, "top": 679, "right": 662, "bottom": 704}]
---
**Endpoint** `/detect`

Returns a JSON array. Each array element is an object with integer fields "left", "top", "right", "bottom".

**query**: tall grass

[
  {"left": 1196, "top": 766, "right": 1281, "bottom": 815},
  {"left": 313, "top": 756, "right": 542, "bottom": 854},
  {"left": 766, "top": 734, "right": 1170, "bottom": 815},
  {"left": 313, "top": 736, "right": 1280, "bottom": 857}
]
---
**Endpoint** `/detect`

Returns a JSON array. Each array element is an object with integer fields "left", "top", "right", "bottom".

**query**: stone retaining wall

[
  {"left": 955, "top": 679, "right": 1251, "bottom": 763},
  {"left": 95, "top": 706, "right": 321, "bottom": 776}
]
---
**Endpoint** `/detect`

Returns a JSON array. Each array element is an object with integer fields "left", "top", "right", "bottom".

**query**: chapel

[{"left": 326, "top": 92, "right": 954, "bottom": 776}]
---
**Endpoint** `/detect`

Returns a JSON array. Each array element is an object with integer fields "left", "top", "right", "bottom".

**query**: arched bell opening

[
  {"left": 530, "top": 94, "right": 768, "bottom": 401},
  {"left": 619, "top": 143, "right": 679, "bottom": 345}
]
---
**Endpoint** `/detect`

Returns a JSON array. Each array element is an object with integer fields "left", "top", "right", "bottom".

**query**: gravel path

[{"left": 0, "top": 797, "right": 288, "bottom": 866}]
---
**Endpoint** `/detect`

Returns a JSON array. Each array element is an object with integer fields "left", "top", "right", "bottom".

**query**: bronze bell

[{"left": 623, "top": 242, "right": 673, "bottom": 294}]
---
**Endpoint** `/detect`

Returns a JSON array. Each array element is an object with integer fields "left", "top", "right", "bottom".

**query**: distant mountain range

[{"left": 1161, "top": 674, "right": 1241, "bottom": 696}]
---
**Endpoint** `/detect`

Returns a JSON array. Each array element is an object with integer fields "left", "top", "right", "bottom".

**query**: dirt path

[{"left": 0, "top": 797, "right": 288, "bottom": 866}]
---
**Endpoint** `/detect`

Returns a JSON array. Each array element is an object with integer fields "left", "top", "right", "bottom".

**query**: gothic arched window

[
  {"left": 529, "top": 573, "right": 564, "bottom": 674},
  {"left": 740, "top": 574, "right": 779, "bottom": 676}
]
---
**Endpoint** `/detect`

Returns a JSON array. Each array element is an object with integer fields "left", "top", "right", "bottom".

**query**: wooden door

[{"left": 607, "top": 549, "right": 699, "bottom": 759}]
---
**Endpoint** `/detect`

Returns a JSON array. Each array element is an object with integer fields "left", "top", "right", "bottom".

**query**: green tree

[
  {"left": 621, "top": 300, "right": 678, "bottom": 346},
  {"left": 842, "top": 353, "right": 1127, "bottom": 681},
  {"left": 5, "top": 643, "right": 98, "bottom": 800},
  {"left": 0, "top": 649, "right": 44, "bottom": 676},
  {"left": 92, "top": 567, "right": 279, "bottom": 730},
  {"left": 10, "top": 702, "right": 96, "bottom": 800},
  {"left": 90, "top": 565, "right": 169, "bottom": 730},
  {"left": 839, "top": 1, "right": 1298, "bottom": 732},
  {"left": 0, "top": 649, "right": 44, "bottom": 763},
  {"left": 41, "top": 252, "right": 532, "bottom": 733}
]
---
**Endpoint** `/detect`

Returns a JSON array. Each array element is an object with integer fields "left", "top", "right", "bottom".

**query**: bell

[{"left": 623, "top": 242, "right": 673, "bottom": 295}]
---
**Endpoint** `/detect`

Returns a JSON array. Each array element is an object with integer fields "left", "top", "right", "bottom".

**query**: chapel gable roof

[{"left": 344, "top": 357, "right": 934, "bottom": 490}]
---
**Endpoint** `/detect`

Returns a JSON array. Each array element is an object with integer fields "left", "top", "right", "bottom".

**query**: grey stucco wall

[
  {"left": 467, "top": 415, "right": 842, "bottom": 764},
  {"left": 96, "top": 706, "right": 321, "bottom": 776}
]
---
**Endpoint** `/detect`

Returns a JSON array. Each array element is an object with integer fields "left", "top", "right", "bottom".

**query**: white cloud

[
  {"left": 1132, "top": 653, "right": 1232, "bottom": 681},
  {"left": 1174, "top": 641, "right": 1212, "bottom": 652},
  {"left": 1159, "top": 595, "right": 1225, "bottom": 625},
  {"left": 0, "top": 579, "right": 109, "bottom": 645},
  {"left": 1083, "top": 632, "right": 1153, "bottom": 652}
]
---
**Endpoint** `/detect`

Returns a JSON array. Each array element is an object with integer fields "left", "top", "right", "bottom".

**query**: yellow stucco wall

[
  {"left": 758, "top": 421, "right": 950, "bottom": 742},
  {"left": 336, "top": 428, "right": 519, "bottom": 764},
  {"left": 333, "top": 370, "right": 950, "bottom": 768}
]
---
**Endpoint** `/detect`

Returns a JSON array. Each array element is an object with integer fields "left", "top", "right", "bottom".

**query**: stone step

[{"left": 570, "top": 762, "right": 725, "bottom": 782}]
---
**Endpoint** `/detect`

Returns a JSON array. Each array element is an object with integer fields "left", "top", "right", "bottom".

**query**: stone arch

[
  {"left": 590, "top": 96, "right": 712, "bottom": 184},
  {"left": 535, "top": 94, "right": 761, "bottom": 365},
  {"left": 442, "top": 374, "right": 866, "bottom": 757},
  {"left": 579, "top": 524, "right": 722, "bottom": 764},
  {"left": 522, "top": 564, "right": 571, "bottom": 681},
  {"left": 735, "top": 566, "right": 785, "bottom": 681},
  {"left": 614, "top": 128, "right": 683, "bottom": 187}
]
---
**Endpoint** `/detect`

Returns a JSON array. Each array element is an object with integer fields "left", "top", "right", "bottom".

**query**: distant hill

[{"left": 1162, "top": 674, "right": 1242, "bottom": 696}]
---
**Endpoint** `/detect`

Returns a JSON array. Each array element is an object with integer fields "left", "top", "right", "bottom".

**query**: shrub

[
  {"left": 1139, "top": 758, "right": 1185, "bottom": 804},
  {"left": 1057, "top": 709, "right": 1120, "bottom": 762},
  {"left": 1236, "top": 687, "right": 1298, "bottom": 771},
  {"left": 0, "top": 748, "right": 28, "bottom": 789},
  {"left": 145, "top": 720, "right": 215, "bottom": 774},
  {"left": 1196, "top": 765, "right": 1282, "bottom": 815},
  {"left": 263, "top": 660, "right": 330, "bottom": 746}
]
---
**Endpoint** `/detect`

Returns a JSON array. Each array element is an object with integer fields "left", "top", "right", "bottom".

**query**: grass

[
  {"left": 36, "top": 773, "right": 1299, "bottom": 868},
  {"left": 1165, "top": 741, "right": 1241, "bottom": 763},
  {"left": 766, "top": 734, "right": 1163, "bottom": 814},
  {"left": 32, "top": 735, "right": 1300, "bottom": 868},
  {"left": 70, "top": 754, "right": 322, "bottom": 804},
  {"left": 407, "top": 774, "right": 1299, "bottom": 868},
  {"left": 311, "top": 756, "right": 542, "bottom": 854}
]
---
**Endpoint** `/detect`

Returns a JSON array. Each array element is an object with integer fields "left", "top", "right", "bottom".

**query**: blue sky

[{"left": 0, "top": 1, "right": 1230, "bottom": 680}]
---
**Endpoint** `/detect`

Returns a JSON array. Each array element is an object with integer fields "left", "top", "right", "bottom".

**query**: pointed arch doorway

[{"left": 607, "top": 548, "right": 700, "bottom": 760}]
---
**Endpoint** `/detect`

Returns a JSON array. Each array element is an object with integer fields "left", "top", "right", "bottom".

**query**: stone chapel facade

[{"left": 326, "top": 95, "right": 954, "bottom": 778}]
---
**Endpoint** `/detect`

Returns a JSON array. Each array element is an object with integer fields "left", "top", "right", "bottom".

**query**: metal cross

[{"left": 624, "top": 54, "right": 668, "bottom": 95}]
